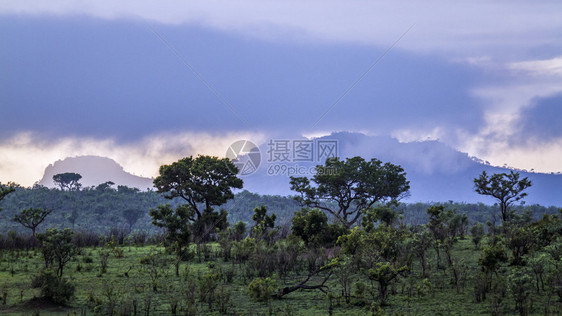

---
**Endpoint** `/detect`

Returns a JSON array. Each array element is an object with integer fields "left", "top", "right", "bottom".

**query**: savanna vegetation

[{"left": 0, "top": 156, "right": 561, "bottom": 315}]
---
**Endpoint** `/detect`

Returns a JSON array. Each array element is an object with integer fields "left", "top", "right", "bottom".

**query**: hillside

[
  {"left": 38, "top": 156, "right": 154, "bottom": 190},
  {"left": 0, "top": 186, "right": 558, "bottom": 235}
]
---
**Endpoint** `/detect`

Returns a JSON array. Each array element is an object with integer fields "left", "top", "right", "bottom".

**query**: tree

[
  {"left": 412, "top": 230, "right": 433, "bottom": 277},
  {"left": 291, "top": 208, "right": 344, "bottom": 247},
  {"left": 290, "top": 156, "right": 409, "bottom": 228},
  {"left": 0, "top": 182, "right": 16, "bottom": 211},
  {"left": 426, "top": 205, "right": 454, "bottom": 268},
  {"left": 252, "top": 206, "right": 276, "bottom": 234},
  {"left": 232, "top": 220, "right": 247, "bottom": 241},
  {"left": 470, "top": 223, "right": 485, "bottom": 249},
  {"left": 96, "top": 181, "right": 115, "bottom": 191},
  {"left": 338, "top": 224, "right": 410, "bottom": 303},
  {"left": 67, "top": 209, "right": 79, "bottom": 229},
  {"left": 362, "top": 205, "right": 400, "bottom": 231},
  {"left": 479, "top": 242, "right": 508, "bottom": 276},
  {"left": 250, "top": 205, "right": 280, "bottom": 243},
  {"left": 53, "top": 172, "right": 82, "bottom": 191},
  {"left": 13, "top": 208, "right": 52, "bottom": 238},
  {"left": 507, "top": 267, "right": 533, "bottom": 315},
  {"left": 153, "top": 155, "right": 243, "bottom": 220},
  {"left": 122, "top": 208, "right": 144, "bottom": 232},
  {"left": 367, "top": 262, "right": 409, "bottom": 302},
  {"left": 474, "top": 171, "right": 532, "bottom": 224},
  {"left": 149, "top": 204, "right": 193, "bottom": 276},
  {"left": 37, "top": 228, "right": 78, "bottom": 278},
  {"left": 291, "top": 208, "right": 327, "bottom": 246}
]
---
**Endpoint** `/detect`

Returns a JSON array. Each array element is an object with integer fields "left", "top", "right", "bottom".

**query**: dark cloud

[
  {"left": 1, "top": 15, "right": 487, "bottom": 142},
  {"left": 517, "top": 93, "right": 562, "bottom": 143}
]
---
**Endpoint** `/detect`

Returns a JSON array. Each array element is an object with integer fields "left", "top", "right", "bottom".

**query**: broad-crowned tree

[
  {"left": 52, "top": 173, "right": 82, "bottom": 191},
  {"left": 474, "top": 171, "right": 532, "bottom": 224},
  {"left": 13, "top": 207, "right": 52, "bottom": 238},
  {"left": 153, "top": 155, "right": 243, "bottom": 220},
  {"left": 290, "top": 156, "right": 409, "bottom": 228}
]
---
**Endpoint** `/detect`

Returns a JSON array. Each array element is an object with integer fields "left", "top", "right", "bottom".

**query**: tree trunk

[{"left": 277, "top": 270, "right": 333, "bottom": 298}]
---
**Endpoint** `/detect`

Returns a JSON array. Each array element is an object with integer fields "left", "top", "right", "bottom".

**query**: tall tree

[
  {"left": 153, "top": 155, "right": 243, "bottom": 220},
  {"left": 290, "top": 156, "right": 409, "bottom": 228},
  {"left": 52, "top": 172, "right": 82, "bottom": 191},
  {"left": 474, "top": 171, "right": 532, "bottom": 224},
  {"left": 13, "top": 208, "right": 52, "bottom": 238},
  {"left": 122, "top": 208, "right": 144, "bottom": 232}
]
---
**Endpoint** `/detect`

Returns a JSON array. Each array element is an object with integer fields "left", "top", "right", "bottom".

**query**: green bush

[
  {"left": 31, "top": 269, "right": 75, "bottom": 304},
  {"left": 248, "top": 277, "right": 278, "bottom": 302}
]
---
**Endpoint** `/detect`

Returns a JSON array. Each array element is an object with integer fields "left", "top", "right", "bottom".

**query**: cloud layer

[
  {"left": 0, "top": 131, "right": 264, "bottom": 186},
  {"left": 2, "top": 1, "right": 561, "bottom": 60},
  {"left": 1, "top": 1, "right": 562, "bottom": 185}
]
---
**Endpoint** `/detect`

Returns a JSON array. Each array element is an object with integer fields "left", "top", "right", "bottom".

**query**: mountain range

[{"left": 38, "top": 132, "right": 562, "bottom": 206}]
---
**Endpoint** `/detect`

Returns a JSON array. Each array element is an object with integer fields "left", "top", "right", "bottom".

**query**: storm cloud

[{"left": 1, "top": 1, "right": 562, "bottom": 185}]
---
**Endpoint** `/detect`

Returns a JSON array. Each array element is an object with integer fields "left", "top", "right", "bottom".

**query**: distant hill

[
  {"left": 38, "top": 156, "right": 154, "bottom": 190},
  {"left": 241, "top": 132, "right": 562, "bottom": 206},
  {"left": 36, "top": 133, "right": 562, "bottom": 206}
]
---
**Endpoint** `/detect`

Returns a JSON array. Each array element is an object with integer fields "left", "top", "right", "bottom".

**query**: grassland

[{"left": 2, "top": 237, "right": 558, "bottom": 315}]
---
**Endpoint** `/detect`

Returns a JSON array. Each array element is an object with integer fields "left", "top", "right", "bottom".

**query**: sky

[{"left": 1, "top": 1, "right": 562, "bottom": 186}]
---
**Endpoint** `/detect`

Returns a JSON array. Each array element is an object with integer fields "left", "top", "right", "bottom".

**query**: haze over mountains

[{"left": 38, "top": 132, "right": 562, "bottom": 206}]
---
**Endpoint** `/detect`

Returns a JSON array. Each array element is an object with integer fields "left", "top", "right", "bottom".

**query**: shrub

[
  {"left": 216, "top": 286, "right": 232, "bottom": 314},
  {"left": 248, "top": 277, "right": 278, "bottom": 302},
  {"left": 198, "top": 273, "right": 220, "bottom": 306},
  {"left": 470, "top": 223, "right": 485, "bottom": 249},
  {"left": 507, "top": 267, "right": 533, "bottom": 315},
  {"left": 31, "top": 269, "right": 75, "bottom": 304},
  {"left": 354, "top": 281, "right": 367, "bottom": 305}
]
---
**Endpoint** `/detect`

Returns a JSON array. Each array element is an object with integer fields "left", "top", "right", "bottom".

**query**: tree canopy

[
  {"left": 474, "top": 171, "right": 532, "bottom": 223},
  {"left": 13, "top": 207, "right": 52, "bottom": 238},
  {"left": 290, "top": 156, "right": 410, "bottom": 228},
  {"left": 153, "top": 155, "right": 243, "bottom": 220},
  {"left": 52, "top": 173, "right": 82, "bottom": 191}
]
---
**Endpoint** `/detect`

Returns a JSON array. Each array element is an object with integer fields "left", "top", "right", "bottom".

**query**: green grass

[
  {"left": 0, "top": 239, "right": 560, "bottom": 315},
  {"left": 0, "top": 245, "right": 334, "bottom": 315}
]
